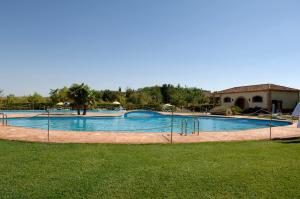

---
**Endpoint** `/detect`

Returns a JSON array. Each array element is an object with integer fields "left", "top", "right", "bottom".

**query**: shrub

[
  {"left": 210, "top": 106, "right": 245, "bottom": 115},
  {"left": 231, "top": 106, "right": 243, "bottom": 115},
  {"left": 96, "top": 102, "right": 120, "bottom": 110},
  {"left": 124, "top": 103, "right": 162, "bottom": 111},
  {"left": 210, "top": 106, "right": 230, "bottom": 115}
]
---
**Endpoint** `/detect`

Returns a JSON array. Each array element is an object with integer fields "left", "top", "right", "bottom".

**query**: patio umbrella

[
  {"left": 292, "top": 103, "right": 300, "bottom": 128},
  {"left": 162, "top": 104, "right": 174, "bottom": 112},
  {"left": 56, "top": 102, "right": 64, "bottom": 106},
  {"left": 112, "top": 101, "right": 121, "bottom": 105}
]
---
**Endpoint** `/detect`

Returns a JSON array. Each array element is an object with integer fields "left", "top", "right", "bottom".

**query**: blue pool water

[{"left": 4, "top": 111, "right": 291, "bottom": 133}]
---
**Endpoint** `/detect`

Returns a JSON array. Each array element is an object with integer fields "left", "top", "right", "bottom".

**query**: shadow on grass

[{"left": 272, "top": 137, "right": 300, "bottom": 144}]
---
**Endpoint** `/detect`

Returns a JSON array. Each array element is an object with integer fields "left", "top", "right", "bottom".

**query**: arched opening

[
  {"left": 223, "top": 97, "right": 231, "bottom": 103},
  {"left": 235, "top": 97, "right": 248, "bottom": 110},
  {"left": 252, "top": 96, "right": 263, "bottom": 103}
]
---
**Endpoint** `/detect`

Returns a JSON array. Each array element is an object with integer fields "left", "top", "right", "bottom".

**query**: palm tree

[
  {"left": 67, "top": 83, "right": 92, "bottom": 115},
  {"left": 49, "top": 89, "right": 59, "bottom": 104},
  {"left": 83, "top": 93, "right": 96, "bottom": 115}
]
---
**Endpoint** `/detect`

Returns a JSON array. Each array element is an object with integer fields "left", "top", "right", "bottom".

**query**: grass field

[{"left": 0, "top": 139, "right": 300, "bottom": 198}]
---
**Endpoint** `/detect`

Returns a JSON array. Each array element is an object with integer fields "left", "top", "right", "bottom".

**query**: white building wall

[
  {"left": 220, "top": 91, "right": 299, "bottom": 111},
  {"left": 221, "top": 91, "right": 268, "bottom": 109},
  {"left": 271, "top": 91, "right": 299, "bottom": 110}
]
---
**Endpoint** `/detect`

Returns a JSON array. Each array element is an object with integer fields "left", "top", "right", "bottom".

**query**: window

[
  {"left": 252, "top": 96, "right": 263, "bottom": 103},
  {"left": 224, "top": 97, "right": 231, "bottom": 103}
]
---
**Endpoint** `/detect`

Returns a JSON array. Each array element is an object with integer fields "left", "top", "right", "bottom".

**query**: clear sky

[{"left": 0, "top": 0, "right": 299, "bottom": 96}]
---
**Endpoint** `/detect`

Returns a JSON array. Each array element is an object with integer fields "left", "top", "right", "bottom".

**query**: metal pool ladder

[
  {"left": 0, "top": 113, "right": 8, "bottom": 126},
  {"left": 193, "top": 118, "right": 200, "bottom": 135},
  {"left": 181, "top": 119, "right": 188, "bottom": 136}
]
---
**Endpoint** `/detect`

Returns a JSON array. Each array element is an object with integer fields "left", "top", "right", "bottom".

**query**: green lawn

[{"left": 0, "top": 139, "right": 300, "bottom": 199}]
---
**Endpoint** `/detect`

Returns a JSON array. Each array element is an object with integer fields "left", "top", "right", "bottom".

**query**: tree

[
  {"left": 91, "top": 90, "right": 103, "bottom": 102},
  {"left": 67, "top": 83, "right": 92, "bottom": 115},
  {"left": 160, "top": 84, "right": 173, "bottom": 103},
  {"left": 27, "top": 92, "right": 46, "bottom": 109},
  {"left": 6, "top": 94, "right": 16, "bottom": 105},
  {"left": 50, "top": 83, "right": 209, "bottom": 112},
  {"left": 170, "top": 89, "right": 186, "bottom": 109},
  {"left": 126, "top": 92, "right": 152, "bottom": 108},
  {"left": 116, "top": 93, "right": 126, "bottom": 105},
  {"left": 49, "top": 89, "right": 59, "bottom": 103},
  {"left": 50, "top": 87, "right": 69, "bottom": 104},
  {"left": 0, "top": 89, "right": 4, "bottom": 107},
  {"left": 102, "top": 90, "right": 118, "bottom": 102},
  {"left": 141, "top": 86, "right": 163, "bottom": 104},
  {"left": 125, "top": 88, "right": 134, "bottom": 98},
  {"left": 27, "top": 92, "right": 45, "bottom": 103},
  {"left": 185, "top": 88, "right": 207, "bottom": 111}
]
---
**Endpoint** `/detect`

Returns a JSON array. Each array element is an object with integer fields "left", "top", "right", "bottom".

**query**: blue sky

[{"left": 0, "top": 0, "right": 299, "bottom": 96}]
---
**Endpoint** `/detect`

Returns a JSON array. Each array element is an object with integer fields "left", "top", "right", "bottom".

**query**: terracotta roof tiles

[{"left": 218, "top": 84, "right": 299, "bottom": 94}]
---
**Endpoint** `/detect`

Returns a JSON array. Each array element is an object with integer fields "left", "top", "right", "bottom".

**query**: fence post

[
  {"left": 47, "top": 109, "right": 50, "bottom": 142},
  {"left": 181, "top": 120, "right": 184, "bottom": 135},
  {"left": 170, "top": 110, "right": 173, "bottom": 144},
  {"left": 193, "top": 118, "right": 196, "bottom": 134},
  {"left": 197, "top": 118, "right": 200, "bottom": 135},
  {"left": 269, "top": 113, "right": 272, "bottom": 140},
  {"left": 185, "top": 119, "right": 188, "bottom": 136}
]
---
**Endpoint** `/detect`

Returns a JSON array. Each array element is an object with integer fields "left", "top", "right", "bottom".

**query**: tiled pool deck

[{"left": 0, "top": 112, "right": 299, "bottom": 144}]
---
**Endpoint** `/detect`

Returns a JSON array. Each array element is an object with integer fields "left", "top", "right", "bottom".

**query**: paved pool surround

[{"left": 0, "top": 111, "right": 299, "bottom": 144}]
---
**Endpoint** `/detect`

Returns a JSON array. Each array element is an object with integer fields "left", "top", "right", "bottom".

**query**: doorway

[
  {"left": 235, "top": 97, "right": 248, "bottom": 110},
  {"left": 272, "top": 100, "right": 283, "bottom": 113}
]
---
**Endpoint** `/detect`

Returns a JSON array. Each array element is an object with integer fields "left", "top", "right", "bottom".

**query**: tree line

[{"left": 0, "top": 84, "right": 209, "bottom": 114}]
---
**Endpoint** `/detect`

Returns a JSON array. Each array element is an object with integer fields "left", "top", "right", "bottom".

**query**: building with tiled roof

[{"left": 217, "top": 84, "right": 299, "bottom": 112}]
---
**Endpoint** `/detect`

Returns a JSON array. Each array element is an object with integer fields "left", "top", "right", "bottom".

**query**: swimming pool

[{"left": 4, "top": 111, "right": 291, "bottom": 133}]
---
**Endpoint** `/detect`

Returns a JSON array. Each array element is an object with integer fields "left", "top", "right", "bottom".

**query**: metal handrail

[
  {"left": 31, "top": 113, "right": 49, "bottom": 118},
  {"left": 27, "top": 110, "right": 51, "bottom": 142},
  {"left": 170, "top": 110, "right": 174, "bottom": 143},
  {"left": 0, "top": 113, "right": 8, "bottom": 126},
  {"left": 193, "top": 117, "right": 200, "bottom": 135},
  {"left": 0, "top": 113, "right": 7, "bottom": 117},
  {"left": 180, "top": 119, "right": 188, "bottom": 136}
]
